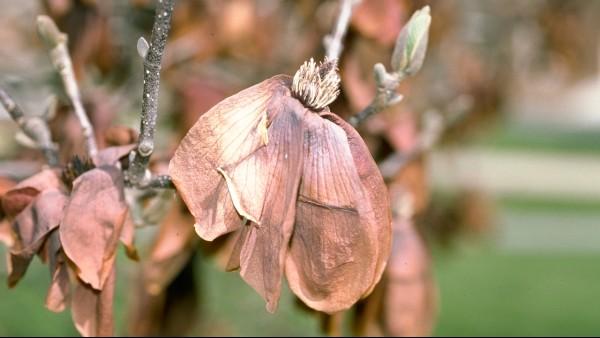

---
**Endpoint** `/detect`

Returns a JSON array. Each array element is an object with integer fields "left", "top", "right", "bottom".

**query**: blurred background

[{"left": 0, "top": 0, "right": 599, "bottom": 336}]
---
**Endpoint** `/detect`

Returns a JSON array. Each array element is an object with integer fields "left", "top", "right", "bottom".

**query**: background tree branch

[
  {"left": 324, "top": 0, "right": 361, "bottom": 61},
  {"left": 0, "top": 87, "right": 58, "bottom": 166},
  {"left": 36, "top": 16, "right": 98, "bottom": 159}
]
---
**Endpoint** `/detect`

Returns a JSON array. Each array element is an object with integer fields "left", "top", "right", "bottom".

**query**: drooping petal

[
  {"left": 60, "top": 166, "right": 128, "bottom": 290},
  {"left": 285, "top": 111, "right": 390, "bottom": 314},
  {"left": 169, "top": 75, "right": 292, "bottom": 241},
  {"left": 46, "top": 252, "right": 71, "bottom": 313},
  {"left": 223, "top": 95, "right": 304, "bottom": 312},
  {"left": 323, "top": 112, "right": 392, "bottom": 295},
  {"left": 71, "top": 267, "right": 116, "bottom": 337},
  {"left": 7, "top": 189, "right": 68, "bottom": 287},
  {"left": 1, "top": 187, "right": 39, "bottom": 220},
  {"left": 119, "top": 211, "right": 139, "bottom": 261}
]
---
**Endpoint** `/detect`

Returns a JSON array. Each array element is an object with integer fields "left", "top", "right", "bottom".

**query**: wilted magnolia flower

[
  {"left": 0, "top": 145, "right": 136, "bottom": 337},
  {"left": 169, "top": 58, "right": 392, "bottom": 313}
]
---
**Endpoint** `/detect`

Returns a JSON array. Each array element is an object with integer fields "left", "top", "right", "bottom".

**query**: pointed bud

[{"left": 391, "top": 6, "right": 431, "bottom": 76}]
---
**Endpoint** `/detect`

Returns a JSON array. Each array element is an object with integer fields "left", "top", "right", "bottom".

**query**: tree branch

[
  {"left": 36, "top": 16, "right": 98, "bottom": 159},
  {"left": 350, "top": 6, "right": 431, "bottom": 127},
  {"left": 0, "top": 87, "right": 58, "bottom": 166},
  {"left": 324, "top": 0, "right": 360, "bottom": 61},
  {"left": 126, "top": 0, "right": 175, "bottom": 187}
]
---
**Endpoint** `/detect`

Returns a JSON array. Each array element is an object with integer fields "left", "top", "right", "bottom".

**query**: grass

[
  {"left": 433, "top": 246, "right": 600, "bottom": 336},
  {"left": 1, "top": 191, "right": 599, "bottom": 336}
]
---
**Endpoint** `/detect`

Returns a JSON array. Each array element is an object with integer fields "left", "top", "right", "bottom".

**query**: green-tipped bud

[{"left": 391, "top": 5, "right": 431, "bottom": 76}]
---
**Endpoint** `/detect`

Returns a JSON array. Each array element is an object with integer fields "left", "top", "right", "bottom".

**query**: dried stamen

[{"left": 292, "top": 57, "right": 341, "bottom": 111}]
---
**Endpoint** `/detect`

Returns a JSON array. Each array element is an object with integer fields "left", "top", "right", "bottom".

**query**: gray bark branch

[
  {"left": 127, "top": 0, "right": 175, "bottom": 188},
  {"left": 37, "top": 16, "right": 98, "bottom": 159},
  {"left": 0, "top": 87, "right": 59, "bottom": 166}
]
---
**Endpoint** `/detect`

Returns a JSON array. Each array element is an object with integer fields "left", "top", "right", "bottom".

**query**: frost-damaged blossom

[
  {"left": 0, "top": 145, "right": 137, "bottom": 337},
  {"left": 169, "top": 58, "right": 392, "bottom": 313}
]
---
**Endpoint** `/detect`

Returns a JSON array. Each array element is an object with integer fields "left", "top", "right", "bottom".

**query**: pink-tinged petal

[
  {"left": 169, "top": 75, "right": 292, "bottom": 241},
  {"left": 60, "top": 166, "right": 128, "bottom": 290},
  {"left": 71, "top": 267, "right": 115, "bottom": 337},
  {"left": 224, "top": 94, "right": 304, "bottom": 312},
  {"left": 7, "top": 189, "right": 68, "bottom": 287},
  {"left": 323, "top": 112, "right": 392, "bottom": 295},
  {"left": 93, "top": 144, "right": 136, "bottom": 167},
  {"left": 286, "top": 111, "right": 391, "bottom": 314}
]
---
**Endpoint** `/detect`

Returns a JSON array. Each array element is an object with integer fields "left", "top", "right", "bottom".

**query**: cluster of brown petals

[
  {"left": 169, "top": 61, "right": 392, "bottom": 314},
  {"left": 0, "top": 145, "right": 136, "bottom": 337}
]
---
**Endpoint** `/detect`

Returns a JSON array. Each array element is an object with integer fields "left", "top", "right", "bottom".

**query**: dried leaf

[
  {"left": 285, "top": 111, "right": 390, "bottom": 314},
  {"left": 71, "top": 267, "right": 115, "bottom": 337},
  {"left": 60, "top": 166, "right": 128, "bottom": 290}
]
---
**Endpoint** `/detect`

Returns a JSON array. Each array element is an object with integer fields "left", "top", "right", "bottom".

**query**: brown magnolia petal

[
  {"left": 169, "top": 75, "right": 291, "bottom": 241},
  {"left": 71, "top": 267, "right": 116, "bottom": 337},
  {"left": 60, "top": 166, "right": 128, "bottom": 290},
  {"left": 384, "top": 217, "right": 437, "bottom": 337},
  {"left": 46, "top": 252, "right": 71, "bottom": 313},
  {"left": 14, "top": 168, "right": 63, "bottom": 192},
  {"left": 93, "top": 144, "right": 136, "bottom": 167},
  {"left": 223, "top": 94, "right": 304, "bottom": 312},
  {"left": 0, "top": 221, "right": 14, "bottom": 247},
  {"left": 324, "top": 112, "right": 392, "bottom": 296},
  {"left": 11, "top": 188, "right": 68, "bottom": 256},
  {"left": 2, "top": 168, "right": 63, "bottom": 220},
  {"left": 120, "top": 211, "right": 139, "bottom": 261},
  {"left": 285, "top": 111, "right": 389, "bottom": 314},
  {"left": 6, "top": 189, "right": 68, "bottom": 287},
  {"left": 6, "top": 254, "right": 31, "bottom": 288},
  {"left": 1, "top": 187, "right": 40, "bottom": 220}
]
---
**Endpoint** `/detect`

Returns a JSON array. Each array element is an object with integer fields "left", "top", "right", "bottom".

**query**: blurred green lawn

[{"left": 1, "top": 207, "right": 599, "bottom": 336}]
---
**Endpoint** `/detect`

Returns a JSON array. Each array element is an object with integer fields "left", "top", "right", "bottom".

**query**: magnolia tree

[{"left": 0, "top": 0, "right": 434, "bottom": 336}]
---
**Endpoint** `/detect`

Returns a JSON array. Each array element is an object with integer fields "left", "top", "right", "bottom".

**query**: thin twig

[
  {"left": 0, "top": 87, "right": 58, "bottom": 166},
  {"left": 36, "top": 16, "right": 98, "bottom": 158},
  {"left": 350, "top": 64, "right": 404, "bottom": 127},
  {"left": 126, "top": 0, "right": 175, "bottom": 187},
  {"left": 324, "top": 0, "right": 361, "bottom": 61},
  {"left": 378, "top": 98, "right": 471, "bottom": 179},
  {"left": 140, "top": 174, "right": 175, "bottom": 190},
  {"left": 350, "top": 6, "right": 431, "bottom": 127}
]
